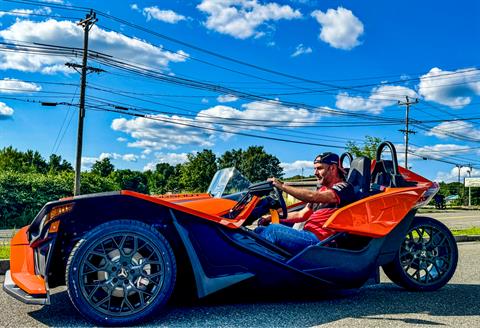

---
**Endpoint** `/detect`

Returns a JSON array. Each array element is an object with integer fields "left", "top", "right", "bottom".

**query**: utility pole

[
  {"left": 456, "top": 164, "right": 463, "bottom": 183},
  {"left": 398, "top": 96, "right": 418, "bottom": 168},
  {"left": 466, "top": 164, "right": 472, "bottom": 207},
  {"left": 72, "top": 10, "right": 97, "bottom": 196}
]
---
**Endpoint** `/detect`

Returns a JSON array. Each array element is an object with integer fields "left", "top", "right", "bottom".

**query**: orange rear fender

[{"left": 323, "top": 187, "right": 425, "bottom": 238}]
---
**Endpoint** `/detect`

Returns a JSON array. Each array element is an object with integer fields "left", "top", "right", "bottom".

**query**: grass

[
  {"left": 0, "top": 245, "right": 10, "bottom": 259},
  {"left": 451, "top": 226, "right": 480, "bottom": 236}
]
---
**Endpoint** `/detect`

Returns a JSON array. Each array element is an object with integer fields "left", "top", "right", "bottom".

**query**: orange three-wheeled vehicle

[{"left": 3, "top": 142, "right": 458, "bottom": 326}]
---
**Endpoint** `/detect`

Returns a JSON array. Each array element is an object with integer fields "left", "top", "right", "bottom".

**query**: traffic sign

[{"left": 465, "top": 177, "right": 480, "bottom": 187}]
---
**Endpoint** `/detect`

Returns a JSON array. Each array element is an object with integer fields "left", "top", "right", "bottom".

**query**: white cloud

[
  {"left": 197, "top": 0, "right": 302, "bottom": 39},
  {"left": 143, "top": 152, "right": 189, "bottom": 171},
  {"left": 116, "top": 137, "right": 127, "bottom": 142},
  {"left": 130, "top": 3, "right": 140, "bottom": 11},
  {"left": 426, "top": 121, "right": 480, "bottom": 140},
  {"left": 111, "top": 114, "right": 215, "bottom": 152},
  {"left": 418, "top": 67, "right": 480, "bottom": 107},
  {"left": 412, "top": 144, "right": 472, "bottom": 159},
  {"left": 392, "top": 143, "right": 476, "bottom": 168},
  {"left": 80, "top": 157, "right": 99, "bottom": 170},
  {"left": 0, "top": 78, "right": 41, "bottom": 93},
  {"left": 281, "top": 160, "right": 313, "bottom": 176},
  {"left": 112, "top": 99, "right": 324, "bottom": 152},
  {"left": 122, "top": 154, "right": 139, "bottom": 162},
  {"left": 197, "top": 100, "right": 323, "bottom": 135},
  {"left": 336, "top": 85, "right": 418, "bottom": 114},
  {"left": 0, "top": 7, "right": 52, "bottom": 18},
  {"left": 0, "top": 19, "right": 189, "bottom": 74},
  {"left": 435, "top": 166, "right": 480, "bottom": 183},
  {"left": 201, "top": 98, "right": 209, "bottom": 104},
  {"left": 291, "top": 43, "right": 312, "bottom": 57},
  {"left": 217, "top": 94, "right": 238, "bottom": 103},
  {"left": 40, "top": 0, "right": 64, "bottom": 4},
  {"left": 81, "top": 152, "right": 138, "bottom": 170},
  {"left": 311, "top": 7, "right": 363, "bottom": 50},
  {"left": 0, "top": 102, "right": 14, "bottom": 119},
  {"left": 143, "top": 6, "right": 186, "bottom": 24}
]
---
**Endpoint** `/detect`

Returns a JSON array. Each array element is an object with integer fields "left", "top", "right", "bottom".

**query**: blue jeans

[{"left": 255, "top": 224, "right": 320, "bottom": 254}]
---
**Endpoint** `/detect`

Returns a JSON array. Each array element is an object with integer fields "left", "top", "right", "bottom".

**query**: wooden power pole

[
  {"left": 398, "top": 96, "right": 418, "bottom": 169},
  {"left": 73, "top": 10, "right": 97, "bottom": 196}
]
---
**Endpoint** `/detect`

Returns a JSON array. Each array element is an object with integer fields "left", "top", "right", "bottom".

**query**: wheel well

[{"left": 47, "top": 195, "right": 195, "bottom": 292}]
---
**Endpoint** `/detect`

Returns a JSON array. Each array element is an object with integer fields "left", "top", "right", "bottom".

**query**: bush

[
  {"left": 0, "top": 171, "right": 121, "bottom": 229},
  {"left": 0, "top": 172, "right": 73, "bottom": 228}
]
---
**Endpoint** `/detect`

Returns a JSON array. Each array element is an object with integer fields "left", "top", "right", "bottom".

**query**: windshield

[{"left": 207, "top": 167, "right": 251, "bottom": 198}]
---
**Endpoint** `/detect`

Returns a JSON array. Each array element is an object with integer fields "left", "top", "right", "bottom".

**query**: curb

[
  {"left": 0, "top": 236, "right": 479, "bottom": 276},
  {"left": 454, "top": 235, "right": 480, "bottom": 242}
]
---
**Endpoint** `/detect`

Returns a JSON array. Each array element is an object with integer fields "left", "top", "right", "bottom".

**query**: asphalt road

[
  {"left": 419, "top": 210, "right": 480, "bottom": 230},
  {"left": 0, "top": 241, "right": 479, "bottom": 327}
]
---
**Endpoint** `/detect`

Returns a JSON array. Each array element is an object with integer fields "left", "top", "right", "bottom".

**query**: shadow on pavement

[{"left": 27, "top": 283, "right": 480, "bottom": 327}]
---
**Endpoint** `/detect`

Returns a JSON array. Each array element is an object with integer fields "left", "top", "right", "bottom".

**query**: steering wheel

[{"left": 270, "top": 185, "right": 288, "bottom": 220}]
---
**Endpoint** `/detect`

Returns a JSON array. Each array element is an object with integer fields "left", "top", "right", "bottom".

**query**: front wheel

[
  {"left": 382, "top": 217, "right": 458, "bottom": 291},
  {"left": 66, "top": 220, "right": 176, "bottom": 326}
]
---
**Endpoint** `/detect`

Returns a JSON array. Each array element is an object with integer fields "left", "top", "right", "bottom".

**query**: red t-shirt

[
  {"left": 303, "top": 182, "right": 355, "bottom": 240},
  {"left": 304, "top": 208, "right": 338, "bottom": 240}
]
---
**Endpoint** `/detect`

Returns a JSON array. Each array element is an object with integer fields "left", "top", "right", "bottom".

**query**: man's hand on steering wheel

[
  {"left": 267, "top": 177, "right": 288, "bottom": 220},
  {"left": 258, "top": 216, "right": 272, "bottom": 226}
]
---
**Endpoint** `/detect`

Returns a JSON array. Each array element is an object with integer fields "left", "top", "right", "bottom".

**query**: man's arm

[
  {"left": 280, "top": 205, "right": 312, "bottom": 224},
  {"left": 259, "top": 204, "right": 312, "bottom": 226},
  {"left": 269, "top": 178, "right": 338, "bottom": 204}
]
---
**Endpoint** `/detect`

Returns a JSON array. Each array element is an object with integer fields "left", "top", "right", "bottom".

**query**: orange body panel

[
  {"left": 10, "top": 226, "right": 47, "bottom": 295},
  {"left": 152, "top": 193, "right": 211, "bottom": 202},
  {"left": 323, "top": 187, "right": 425, "bottom": 238},
  {"left": 179, "top": 197, "right": 237, "bottom": 216},
  {"left": 120, "top": 190, "right": 256, "bottom": 228}
]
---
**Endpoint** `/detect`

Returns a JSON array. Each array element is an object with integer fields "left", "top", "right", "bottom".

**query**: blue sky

[{"left": 0, "top": 0, "right": 479, "bottom": 182}]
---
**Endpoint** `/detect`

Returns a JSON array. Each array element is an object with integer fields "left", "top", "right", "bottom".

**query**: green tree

[
  {"left": 0, "top": 146, "right": 48, "bottom": 173},
  {"left": 218, "top": 146, "right": 283, "bottom": 182},
  {"left": 91, "top": 158, "right": 115, "bottom": 177},
  {"left": 0, "top": 146, "right": 24, "bottom": 172},
  {"left": 166, "top": 164, "right": 183, "bottom": 193},
  {"left": 180, "top": 150, "right": 217, "bottom": 192},
  {"left": 112, "top": 169, "right": 149, "bottom": 194},
  {"left": 146, "top": 163, "right": 177, "bottom": 194},
  {"left": 48, "top": 154, "right": 73, "bottom": 173},
  {"left": 346, "top": 136, "right": 383, "bottom": 159},
  {"left": 217, "top": 149, "right": 243, "bottom": 170},
  {"left": 24, "top": 150, "right": 48, "bottom": 173}
]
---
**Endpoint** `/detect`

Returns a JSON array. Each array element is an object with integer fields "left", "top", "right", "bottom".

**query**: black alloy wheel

[
  {"left": 66, "top": 220, "right": 176, "bottom": 326},
  {"left": 383, "top": 217, "right": 458, "bottom": 291}
]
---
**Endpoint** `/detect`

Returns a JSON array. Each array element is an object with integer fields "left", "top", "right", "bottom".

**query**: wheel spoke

[
  {"left": 434, "top": 235, "right": 447, "bottom": 247},
  {"left": 87, "top": 283, "right": 101, "bottom": 299},
  {"left": 82, "top": 260, "right": 100, "bottom": 274},
  {"left": 132, "top": 236, "right": 139, "bottom": 254},
  {"left": 121, "top": 286, "right": 135, "bottom": 311}
]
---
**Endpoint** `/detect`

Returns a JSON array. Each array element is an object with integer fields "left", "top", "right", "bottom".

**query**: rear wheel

[
  {"left": 66, "top": 220, "right": 176, "bottom": 326},
  {"left": 382, "top": 217, "right": 458, "bottom": 291}
]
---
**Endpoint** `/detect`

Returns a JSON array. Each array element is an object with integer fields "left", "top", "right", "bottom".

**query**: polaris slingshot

[{"left": 3, "top": 142, "right": 458, "bottom": 326}]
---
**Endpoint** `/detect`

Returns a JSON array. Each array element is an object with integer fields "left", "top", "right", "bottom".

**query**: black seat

[
  {"left": 372, "top": 160, "right": 416, "bottom": 188},
  {"left": 346, "top": 156, "right": 371, "bottom": 201}
]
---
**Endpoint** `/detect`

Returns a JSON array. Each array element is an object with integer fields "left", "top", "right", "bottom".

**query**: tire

[
  {"left": 65, "top": 220, "right": 176, "bottom": 326},
  {"left": 382, "top": 217, "right": 458, "bottom": 291}
]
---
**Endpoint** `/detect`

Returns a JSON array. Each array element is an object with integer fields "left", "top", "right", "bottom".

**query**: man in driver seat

[{"left": 255, "top": 152, "right": 355, "bottom": 254}]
